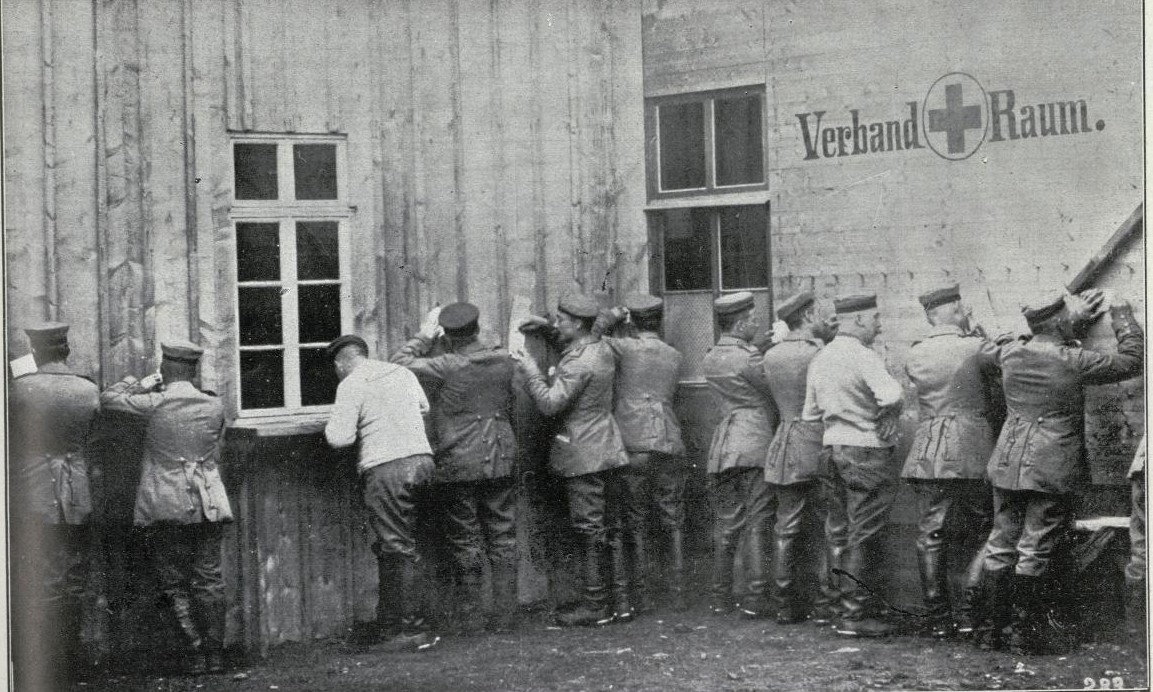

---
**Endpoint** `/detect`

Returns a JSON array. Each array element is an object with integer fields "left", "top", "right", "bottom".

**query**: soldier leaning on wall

[{"left": 10, "top": 322, "right": 100, "bottom": 690}]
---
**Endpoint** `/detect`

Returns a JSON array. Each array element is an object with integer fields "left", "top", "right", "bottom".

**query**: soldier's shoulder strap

[{"left": 21, "top": 370, "right": 95, "bottom": 384}]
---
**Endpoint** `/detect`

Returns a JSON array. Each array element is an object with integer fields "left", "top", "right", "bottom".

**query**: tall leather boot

[
  {"left": 834, "top": 544, "right": 893, "bottom": 637},
  {"left": 740, "top": 525, "right": 771, "bottom": 618},
  {"left": 668, "top": 528, "right": 688, "bottom": 612},
  {"left": 630, "top": 526, "right": 652, "bottom": 614},
  {"left": 456, "top": 553, "right": 487, "bottom": 634},
  {"left": 171, "top": 594, "right": 206, "bottom": 674},
  {"left": 975, "top": 568, "right": 1013, "bottom": 651},
  {"left": 773, "top": 530, "right": 804, "bottom": 624},
  {"left": 489, "top": 558, "right": 519, "bottom": 632},
  {"left": 385, "top": 556, "right": 432, "bottom": 650},
  {"left": 201, "top": 600, "right": 227, "bottom": 673},
  {"left": 916, "top": 536, "right": 952, "bottom": 638},
  {"left": 557, "top": 537, "right": 612, "bottom": 627},
  {"left": 1010, "top": 575, "right": 1070, "bottom": 655},
  {"left": 812, "top": 541, "right": 845, "bottom": 625},
  {"left": 955, "top": 546, "right": 986, "bottom": 637},
  {"left": 710, "top": 537, "right": 737, "bottom": 615},
  {"left": 374, "top": 555, "right": 402, "bottom": 641},
  {"left": 610, "top": 531, "right": 635, "bottom": 623}
]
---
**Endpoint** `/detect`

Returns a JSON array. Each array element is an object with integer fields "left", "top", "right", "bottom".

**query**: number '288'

[{"left": 1084, "top": 677, "right": 1124, "bottom": 689}]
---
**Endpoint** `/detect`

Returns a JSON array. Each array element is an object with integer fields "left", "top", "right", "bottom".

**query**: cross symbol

[{"left": 928, "top": 83, "right": 982, "bottom": 154}]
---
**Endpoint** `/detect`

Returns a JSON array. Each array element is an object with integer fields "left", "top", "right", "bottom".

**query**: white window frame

[{"left": 230, "top": 134, "right": 353, "bottom": 417}]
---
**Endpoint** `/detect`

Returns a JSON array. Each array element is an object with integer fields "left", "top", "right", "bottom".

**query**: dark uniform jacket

[
  {"left": 762, "top": 335, "right": 824, "bottom": 485},
  {"left": 701, "top": 335, "right": 778, "bottom": 474},
  {"left": 523, "top": 336, "right": 629, "bottom": 478},
  {"left": 985, "top": 308, "right": 1143, "bottom": 494},
  {"left": 10, "top": 362, "right": 99, "bottom": 524},
  {"left": 101, "top": 377, "right": 233, "bottom": 525},
  {"left": 391, "top": 335, "right": 518, "bottom": 483},
  {"left": 901, "top": 325, "right": 1000, "bottom": 480},
  {"left": 603, "top": 334, "right": 686, "bottom": 456}
]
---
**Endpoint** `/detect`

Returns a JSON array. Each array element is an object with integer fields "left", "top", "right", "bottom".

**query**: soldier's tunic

[
  {"left": 101, "top": 376, "right": 233, "bottom": 647},
  {"left": 762, "top": 335, "right": 834, "bottom": 615},
  {"left": 901, "top": 325, "right": 998, "bottom": 616},
  {"left": 981, "top": 310, "right": 1143, "bottom": 577},
  {"left": 391, "top": 335, "right": 519, "bottom": 594},
  {"left": 702, "top": 335, "right": 778, "bottom": 609},
  {"left": 10, "top": 362, "right": 99, "bottom": 683}
]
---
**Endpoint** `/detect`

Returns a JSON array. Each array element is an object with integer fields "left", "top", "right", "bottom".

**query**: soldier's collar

[
  {"left": 36, "top": 361, "right": 71, "bottom": 374},
  {"left": 563, "top": 334, "right": 597, "bottom": 354},
  {"left": 927, "top": 324, "right": 965, "bottom": 338},
  {"left": 716, "top": 335, "right": 748, "bottom": 346}
]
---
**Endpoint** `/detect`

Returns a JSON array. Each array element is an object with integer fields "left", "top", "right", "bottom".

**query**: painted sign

[{"left": 796, "top": 72, "right": 1104, "bottom": 161}]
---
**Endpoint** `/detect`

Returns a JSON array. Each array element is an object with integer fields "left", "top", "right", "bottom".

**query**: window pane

[
  {"left": 294, "top": 144, "right": 338, "bottom": 200},
  {"left": 296, "top": 222, "right": 340, "bottom": 280},
  {"left": 300, "top": 347, "right": 339, "bottom": 406},
  {"left": 236, "top": 223, "right": 281, "bottom": 282},
  {"left": 719, "top": 205, "right": 768, "bottom": 290},
  {"left": 661, "top": 209, "right": 712, "bottom": 291},
  {"left": 234, "top": 143, "right": 278, "bottom": 200},
  {"left": 715, "top": 96, "right": 764, "bottom": 186},
  {"left": 239, "top": 286, "right": 283, "bottom": 346},
  {"left": 298, "top": 284, "right": 342, "bottom": 344},
  {"left": 658, "top": 102, "right": 706, "bottom": 191},
  {"left": 240, "top": 350, "right": 284, "bottom": 409}
]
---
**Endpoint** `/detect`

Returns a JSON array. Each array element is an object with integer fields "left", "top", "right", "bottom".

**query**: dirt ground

[{"left": 73, "top": 606, "right": 1147, "bottom": 692}]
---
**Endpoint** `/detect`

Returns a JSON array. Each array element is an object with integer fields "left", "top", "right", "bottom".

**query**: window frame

[
  {"left": 645, "top": 85, "right": 768, "bottom": 201},
  {"left": 229, "top": 133, "right": 354, "bottom": 418}
]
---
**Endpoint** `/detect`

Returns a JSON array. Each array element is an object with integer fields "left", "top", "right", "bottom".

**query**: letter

[
  {"left": 1038, "top": 103, "right": 1058, "bottom": 136},
  {"left": 1058, "top": 100, "right": 1088, "bottom": 134},
  {"left": 868, "top": 122, "right": 885, "bottom": 152},
  {"left": 885, "top": 120, "right": 902, "bottom": 151},
  {"left": 851, "top": 110, "right": 868, "bottom": 155},
  {"left": 902, "top": 101, "right": 924, "bottom": 149},
  {"left": 838, "top": 126, "right": 851, "bottom": 157},
  {"left": 988, "top": 89, "right": 1018, "bottom": 141},
  {"left": 822, "top": 127, "right": 837, "bottom": 158},
  {"left": 797, "top": 111, "right": 826, "bottom": 160},
  {"left": 1019, "top": 105, "right": 1037, "bottom": 138}
]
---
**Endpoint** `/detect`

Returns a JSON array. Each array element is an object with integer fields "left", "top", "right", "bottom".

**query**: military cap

[
  {"left": 557, "top": 294, "right": 600, "bottom": 319},
  {"left": 326, "top": 334, "right": 368, "bottom": 358},
  {"left": 918, "top": 284, "right": 961, "bottom": 311},
  {"left": 24, "top": 322, "right": 70, "bottom": 349},
  {"left": 776, "top": 291, "right": 815, "bottom": 322},
  {"left": 623, "top": 293, "right": 663, "bottom": 319},
  {"left": 1022, "top": 292, "right": 1066, "bottom": 329},
  {"left": 714, "top": 291, "right": 755, "bottom": 316},
  {"left": 438, "top": 302, "right": 480, "bottom": 333},
  {"left": 833, "top": 294, "right": 878, "bottom": 315},
  {"left": 161, "top": 340, "right": 205, "bottom": 363}
]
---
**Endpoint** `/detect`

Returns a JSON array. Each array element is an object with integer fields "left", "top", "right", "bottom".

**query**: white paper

[
  {"left": 507, "top": 295, "right": 532, "bottom": 355},
  {"left": 9, "top": 354, "right": 36, "bottom": 378}
]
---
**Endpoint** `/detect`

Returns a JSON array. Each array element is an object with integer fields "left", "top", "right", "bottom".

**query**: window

[
  {"left": 646, "top": 86, "right": 766, "bottom": 199},
  {"left": 231, "top": 135, "right": 351, "bottom": 414}
]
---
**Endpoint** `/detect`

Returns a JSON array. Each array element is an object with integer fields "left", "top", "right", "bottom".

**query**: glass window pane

[
  {"left": 719, "top": 205, "right": 768, "bottom": 290},
  {"left": 234, "top": 143, "right": 278, "bottom": 200},
  {"left": 715, "top": 96, "right": 764, "bottom": 186},
  {"left": 296, "top": 222, "right": 340, "bottom": 280},
  {"left": 239, "top": 286, "right": 283, "bottom": 346},
  {"left": 661, "top": 209, "right": 713, "bottom": 291},
  {"left": 298, "top": 284, "right": 342, "bottom": 344},
  {"left": 294, "top": 144, "right": 338, "bottom": 200},
  {"left": 240, "top": 350, "right": 284, "bottom": 409},
  {"left": 236, "top": 223, "right": 281, "bottom": 282},
  {"left": 300, "top": 347, "right": 339, "bottom": 406},
  {"left": 658, "top": 102, "right": 706, "bottom": 191}
]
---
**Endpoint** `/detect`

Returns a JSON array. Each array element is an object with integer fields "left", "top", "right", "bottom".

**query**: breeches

[
  {"left": 983, "top": 487, "right": 1072, "bottom": 577},
  {"left": 362, "top": 454, "right": 434, "bottom": 559}
]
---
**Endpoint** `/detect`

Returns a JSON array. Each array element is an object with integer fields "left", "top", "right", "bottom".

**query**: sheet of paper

[
  {"left": 506, "top": 295, "right": 532, "bottom": 355},
  {"left": 9, "top": 354, "right": 36, "bottom": 378}
]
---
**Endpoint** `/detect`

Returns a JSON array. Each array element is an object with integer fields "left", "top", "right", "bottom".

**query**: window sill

[
  {"left": 228, "top": 414, "right": 328, "bottom": 438},
  {"left": 644, "top": 190, "right": 770, "bottom": 210}
]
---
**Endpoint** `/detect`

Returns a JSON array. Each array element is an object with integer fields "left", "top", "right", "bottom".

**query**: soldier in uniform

[
  {"left": 325, "top": 333, "right": 436, "bottom": 649},
  {"left": 701, "top": 291, "right": 778, "bottom": 617},
  {"left": 514, "top": 294, "right": 630, "bottom": 627},
  {"left": 390, "top": 302, "right": 520, "bottom": 632},
  {"left": 804, "top": 294, "right": 903, "bottom": 638},
  {"left": 901, "top": 285, "right": 999, "bottom": 638},
  {"left": 761, "top": 292, "right": 838, "bottom": 625},
  {"left": 10, "top": 322, "right": 99, "bottom": 689},
  {"left": 976, "top": 290, "right": 1143, "bottom": 654},
  {"left": 595, "top": 294, "right": 689, "bottom": 615},
  {"left": 101, "top": 341, "right": 232, "bottom": 674}
]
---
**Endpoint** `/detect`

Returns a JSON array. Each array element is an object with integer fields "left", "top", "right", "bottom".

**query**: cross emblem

[{"left": 927, "top": 83, "right": 982, "bottom": 155}]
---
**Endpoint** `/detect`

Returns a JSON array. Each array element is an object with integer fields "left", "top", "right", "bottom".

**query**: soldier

[
  {"left": 761, "top": 292, "right": 838, "bottom": 625},
  {"left": 390, "top": 303, "right": 520, "bottom": 632},
  {"left": 514, "top": 294, "right": 630, "bottom": 627},
  {"left": 701, "top": 291, "right": 778, "bottom": 617},
  {"left": 976, "top": 290, "right": 1143, "bottom": 654},
  {"left": 100, "top": 341, "right": 232, "bottom": 674},
  {"left": 324, "top": 333, "right": 436, "bottom": 649},
  {"left": 804, "top": 294, "right": 903, "bottom": 638},
  {"left": 595, "top": 294, "right": 689, "bottom": 614},
  {"left": 901, "top": 285, "right": 999, "bottom": 638},
  {"left": 9, "top": 322, "right": 99, "bottom": 689}
]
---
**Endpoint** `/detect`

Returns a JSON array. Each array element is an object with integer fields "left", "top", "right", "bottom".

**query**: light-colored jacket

[
  {"left": 804, "top": 334, "right": 902, "bottom": 448},
  {"left": 762, "top": 336, "right": 825, "bottom": 485}
]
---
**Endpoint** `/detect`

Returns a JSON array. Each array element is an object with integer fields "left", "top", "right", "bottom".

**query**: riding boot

[
  {"left": 917, "top": 539, "right": 952, "bottom": 638},
  {"left": 172, "top": 594, "right": 206, "bottom": 674},
  {"left": 813, "top": 541, "right": 845, "bottom": 625},
  {"left": 456, "top": 554, "right": 487, "bottom": 634},
  {"left": 374, "top": 555, "right": 402, "bottom": 641},
  {"left": 201, "top": 600, "right": 227, "bottom": 673},
  {"left": 834, "top": 544, "right": 893, "bottom": 637},
  {"left": 975, "top": 568, "right": 1013, "bottom": 651},
  {"left": 955, "top": 546, "right": 985, "bottom": 636},
  {"left": 557, "top": 537, "right": 611, "bottom": 627},
  {"left": 710, "top": 539, "right": 736, "bottom": 615},
  {"left": 740, "top": 525, "right": 771, "bottom": 618},
  {"left": 489, "top": 558, "right": 519, "bottom": 632},
  {"left": 384, "top": 556, "right": 432, "bottom": 650},
  {"left": 773, "top": 530, "right": 805, "bottom": 624},
  {"left": 630, "top": 527, "right": 652, "bottom": 615},
  {"left": 610, "top": 532, "right": 635, "bottom": 622},
  {"left": 1010, "top": 574, "right": 1069, "bottom": 655},
  {"left": 668, "top": 528, "right": 689, "bottom": 612}
]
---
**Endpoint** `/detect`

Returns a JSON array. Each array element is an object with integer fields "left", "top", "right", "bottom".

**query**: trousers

[{"left": 983, "top": 487, "right": 1072, "bottom": 577}]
